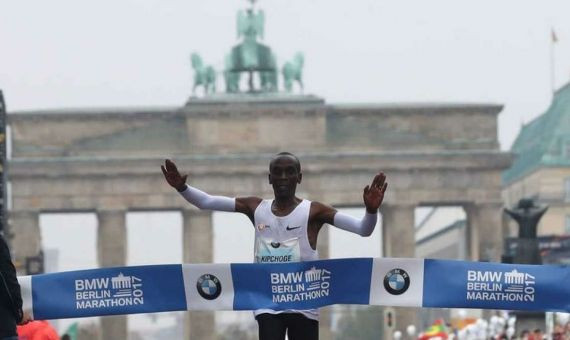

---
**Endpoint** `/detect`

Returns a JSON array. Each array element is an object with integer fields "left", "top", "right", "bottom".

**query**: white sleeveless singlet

[{"left": 253, "top": 199, "right": 319, "bottom": 321}]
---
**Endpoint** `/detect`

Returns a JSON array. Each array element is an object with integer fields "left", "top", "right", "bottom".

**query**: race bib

[{"left": 254, "top": 237, "right": 300, "bottom": 263}]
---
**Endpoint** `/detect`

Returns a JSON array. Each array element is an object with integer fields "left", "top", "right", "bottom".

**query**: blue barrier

[{"left": 17, "top": 257, "right": 570, "bottom": 320}]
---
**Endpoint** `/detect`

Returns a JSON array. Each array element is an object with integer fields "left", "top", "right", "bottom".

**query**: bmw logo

[
  {"left": 196, "top": 274, "right": 222, "bottom": 300},
  {"left": 383, "top": 268, "right": 410, "bottom": 295}
]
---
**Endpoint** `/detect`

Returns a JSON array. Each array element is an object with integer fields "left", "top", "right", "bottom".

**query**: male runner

[{"left": 161, "top": 152, "right": 387, "bottom": 340}]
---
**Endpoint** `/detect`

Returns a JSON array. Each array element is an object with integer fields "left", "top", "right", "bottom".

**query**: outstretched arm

[
  {"left": 178, "top": 185, "right": 236, "bottom": 212},
  {"left": 162, "top": 159, "right": 260, "bottom": 219},
  {"left": 161, "top": 159, "right": 235, "bottom": 211},
  {"left": 313, "top": 173, "right": 387, "bottom": 237}
]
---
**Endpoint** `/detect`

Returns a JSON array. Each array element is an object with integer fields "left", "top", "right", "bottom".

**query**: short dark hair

[{"left": 270, "top": 152, "right": 301, "bottom": 173}]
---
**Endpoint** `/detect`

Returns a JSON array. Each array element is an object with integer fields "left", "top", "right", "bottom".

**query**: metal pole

[
  {"left": 0, "top": 91, "right": 6, "bottom": 234},
  {"left": 550, "top": 30, "right": 556, "bottom": 95}
]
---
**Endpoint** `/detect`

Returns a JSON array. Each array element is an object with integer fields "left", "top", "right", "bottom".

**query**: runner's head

[{"left": 269, "top": 152, "right": 302, "bottom": 199}]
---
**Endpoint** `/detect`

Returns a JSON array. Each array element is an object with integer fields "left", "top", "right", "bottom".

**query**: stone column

[
  {"left": 97, "top": 209, "right": 127, "bottom": 340},
  {"left": 464, "top": 204, "right": 479, "bottom": 262},
  {"left": 182, "top": 209, "right": 215, "bottom": 340},
  {"left": 8, "top": 211, "right": 41, "bottom": 274},
  {"left": 381, "top": 205, "right": 417, "bottom": 340},
  {"left": 317, "top": 226, "right": 332, "bottom": 340},
  {"left": 465, "top": 203, "right": 503, "bottom": 262},
  {"left": 381, "top": 205, "right": 415, "bottom": 258},
  {"left": 465, "top": 202, "right": 504, "bottom": 321}
]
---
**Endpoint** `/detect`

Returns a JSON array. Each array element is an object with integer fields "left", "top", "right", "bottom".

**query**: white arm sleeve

[
  {"left": 178, "top": 184, "right": 236, "bottom": 212},
  {"left": 333, "top": 211, "right": 377, "bottom": 237}
]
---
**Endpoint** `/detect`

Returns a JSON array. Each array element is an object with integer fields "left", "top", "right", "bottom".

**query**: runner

[{"left": 162, "top": 152, "right": 387, "bottom": 340}]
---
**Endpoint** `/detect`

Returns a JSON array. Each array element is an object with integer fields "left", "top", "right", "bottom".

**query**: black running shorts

[{"left": 256, "top": 313, "right": 319, "bottom": 340}]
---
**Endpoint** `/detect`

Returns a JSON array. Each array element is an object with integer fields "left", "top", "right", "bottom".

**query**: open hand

[
  {"left": 363, "top": 172, "right": 388, "bottom": 213},
  {"left": 161, "top": 159, "right": 188, "bottom": 192}
]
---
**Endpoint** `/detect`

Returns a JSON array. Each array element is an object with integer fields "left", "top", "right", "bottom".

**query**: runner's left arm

[{"left": 315, "top": 172, "right": 387, "bottom": 237}]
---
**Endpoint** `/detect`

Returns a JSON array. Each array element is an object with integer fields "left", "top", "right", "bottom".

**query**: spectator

[
  {"left": 0, "top": 233, "right": 31, "bottom": 340},
  {"left": 17, "top": 320, "right": 59, "bottom": 340},
  {"left": 552, "top": 325, "right": 564, "bottom": 340}
]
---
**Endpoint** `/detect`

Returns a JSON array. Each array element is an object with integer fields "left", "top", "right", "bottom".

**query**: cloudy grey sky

[{"left": 1, "top": 0, "right": 570, "bottom": 149}]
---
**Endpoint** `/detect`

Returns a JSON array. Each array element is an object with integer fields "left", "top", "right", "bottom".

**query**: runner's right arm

[
  {"left": 177, "top": 185, "right": 235, "bottom": 211},
  {"left": 161, "top": 159, "right": 261, "bottom": 219}
]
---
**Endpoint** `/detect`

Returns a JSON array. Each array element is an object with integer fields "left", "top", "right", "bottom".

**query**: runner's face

[{"left": 269, "top": 156, "right": 301, "bottom": 198}]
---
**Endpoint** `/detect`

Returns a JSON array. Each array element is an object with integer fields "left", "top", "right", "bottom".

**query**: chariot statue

[
  {"left": 224, "top": 0, "right": 278, "bottom": 93},
  {"left": 190, "top": 0, "right": 306, "bottom": 96}
]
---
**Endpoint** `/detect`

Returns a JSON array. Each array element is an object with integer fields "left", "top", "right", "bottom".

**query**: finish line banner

[{"left": 17, "top": 258, "right": 570, "bottom": 320}]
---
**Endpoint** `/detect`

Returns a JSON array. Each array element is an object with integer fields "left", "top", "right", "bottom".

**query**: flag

[
  {"left": 418, "top": 319, "right": 448, "bottom": 340},
  {"left": 552, "top": 29, "right": 558, "bottom": 43}
]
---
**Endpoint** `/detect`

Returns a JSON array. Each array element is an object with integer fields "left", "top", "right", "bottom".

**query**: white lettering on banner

[
  {"left": 75, "top": 278, "right": 109, "bottom": 290},
  {"left": 467, "top": 271, "right": 502, "bottom": 282},
  {"left": 271, "top": 267, "right": 331, "bottom": 303},
  {"left": 74, "top": 273, "right": 145, "bottom": 309},
  {"left": 466, "top": 269, "right": 535, "bottom": 303}
]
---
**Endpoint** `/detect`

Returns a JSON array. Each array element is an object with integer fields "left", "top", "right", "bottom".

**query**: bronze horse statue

[
  {"left": 190, "top": 53, "right": 216, "bottom": 96},
  {"left": 282, "top": 53, "right": 304, "bottom": 93}
]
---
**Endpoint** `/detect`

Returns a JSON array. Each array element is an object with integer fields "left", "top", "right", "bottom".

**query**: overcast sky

[{"left": 2, "top": 0, "right": 570, "bottom": 149}]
